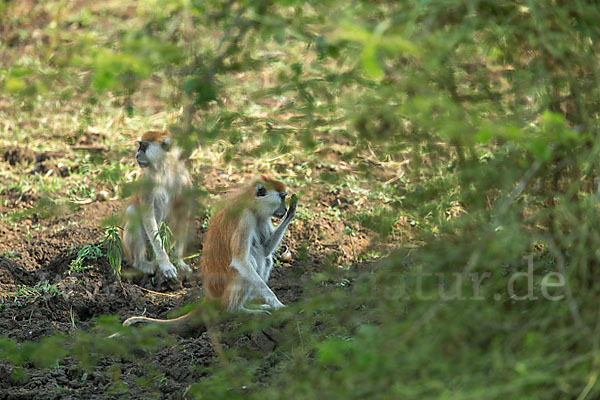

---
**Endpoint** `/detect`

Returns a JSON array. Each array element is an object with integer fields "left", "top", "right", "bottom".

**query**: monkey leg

[
  {"left": 230, "top": 260, "right": 285, "bottom": 310},
  {"left": 225, "top": 277, "right": 271, "bottom": 314}
]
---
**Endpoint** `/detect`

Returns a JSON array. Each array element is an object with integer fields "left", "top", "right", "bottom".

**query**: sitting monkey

[{"left": 121, "top": 131, "right": 193, "bottom": 279}]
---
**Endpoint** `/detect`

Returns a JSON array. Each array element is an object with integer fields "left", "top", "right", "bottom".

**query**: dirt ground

[{"left": 0, "top": 148, "right": 375, "bottom": 399}]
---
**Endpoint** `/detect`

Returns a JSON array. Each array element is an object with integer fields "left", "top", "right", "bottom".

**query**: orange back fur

[{"left": 200, "top": 176, "right": 286, "bottom": 306}]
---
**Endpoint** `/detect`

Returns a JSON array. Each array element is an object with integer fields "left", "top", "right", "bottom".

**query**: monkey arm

[
  {"left": 142, "top": 213, "right": 169, "bottom": 262},
  {"left": 142, "top": 211, "right": 178, "bottom": 278},
  {"left": 263, "top": 194, "right": 298, "bottom": 256},
  {"left": 263, "top": 218, "right": 292, "bottom": 256}
]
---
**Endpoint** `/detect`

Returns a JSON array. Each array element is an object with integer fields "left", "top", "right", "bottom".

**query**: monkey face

[
  {"left": 136, "top": 141, "right": 151, "bottom": 168},
  {"left": 255, "top": 183, "right": 288, "bottom": 218},
  {"left": 136, "top": 137, "right": 171, "bottom": 169}
]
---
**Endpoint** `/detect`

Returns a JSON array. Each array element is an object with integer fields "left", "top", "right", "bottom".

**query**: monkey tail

[{"left": 122, "top": 312, "right": 193, "bottom": 326}]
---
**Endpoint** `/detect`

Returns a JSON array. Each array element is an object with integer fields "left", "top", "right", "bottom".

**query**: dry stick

[
  {"left": 134, "top": 285, "right": 185, "bottom": 297},
  {"left": 402, "top": 160, "right": 542, "bottom": 341},
  {"left": 115, "top": 275, "right": 127, "bottom": 298}
]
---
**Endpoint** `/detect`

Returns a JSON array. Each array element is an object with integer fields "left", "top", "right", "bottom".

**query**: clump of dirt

[
  {"left": 32, "top": 152, "right": 71, "bottom": 177},
  {"left": 75, "top": 131, "right": 104, "bottom": 146},
  {"left": 2, "top": 146, "right": 71, "bottom": 176},
  {"left": 3, "top": 146, "right": 35, "bottom": 166}
]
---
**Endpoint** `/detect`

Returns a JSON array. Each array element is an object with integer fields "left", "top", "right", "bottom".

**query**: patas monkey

[
  {"left": 123, "top": 176, "right": 297, "bottom": 325},
  {"left": 122, "top": 130, "right": 193, "bottom": 279}
]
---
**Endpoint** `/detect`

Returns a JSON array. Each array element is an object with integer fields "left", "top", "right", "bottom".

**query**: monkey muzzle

[
  {"left": 136, "top": 152, "right": 150, "bottom": 168},
  {"left": 273, "top": 192, "right": 288, "bottom": 219},
  {"left": 136, "top": 141, "right": 151, "bottom": 168},
  {"left": 274, "top": 207, "right": 287, "bottom": 219}
]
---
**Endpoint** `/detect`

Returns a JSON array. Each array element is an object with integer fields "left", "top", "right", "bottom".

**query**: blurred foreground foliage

[{"left": 2, "top": 0, "right": 600, "bottom": 398}]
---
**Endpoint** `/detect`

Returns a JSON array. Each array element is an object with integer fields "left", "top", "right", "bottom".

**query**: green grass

[
  {"left": 69, "top": 243, "right": 103, "bottom": 272},
  {"left": 4, "top": 281, "right": 64, "bottom": 301}
]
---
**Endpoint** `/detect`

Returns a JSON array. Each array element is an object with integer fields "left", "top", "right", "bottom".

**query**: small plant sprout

[
  {"left": 70, "top": 306, "right": 77, "bottom": 329},
  {"left": 155, "top": 221, "right": 174, "bottom": 258},
  {"left": 8, "top": 280, "right": 64, "bottom": 299},
  {"left": 70, "top": 243, "right": 103, "bottom": 272},
  {"left": 1, "top": 251, "right": 19, "bottom": 259},
  {"left": 104, "top": 225, "right": 123, "bottom": 275}
]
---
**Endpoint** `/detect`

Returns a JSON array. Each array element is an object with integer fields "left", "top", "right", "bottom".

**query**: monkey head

[
  {"left": 255, "top": 176, "right": 289, "bottom": 219},
  {"left": 136, "top": 130, "right": 172, "bottom": 169}
]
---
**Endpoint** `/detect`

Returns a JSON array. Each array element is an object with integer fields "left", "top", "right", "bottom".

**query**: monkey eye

[
  {"left": 138, "top": 141, "right": 149, "bottom": 152},
  {"left": 256, "top": 185, "right": 267, "bottom": 197}
]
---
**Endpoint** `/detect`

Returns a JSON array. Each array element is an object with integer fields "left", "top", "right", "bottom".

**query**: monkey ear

[
  {"left": 256, "top": 183, "right": 267, "bottom": 197},
  {"left": 161, "top": 137, "right": 171, "bottom": 151}
]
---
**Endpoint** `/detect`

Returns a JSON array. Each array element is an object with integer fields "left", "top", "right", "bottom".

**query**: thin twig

[
  {"left": 546, "top": 239, "right": 591, "bottom": 335},
  {"left": 134, "top": 285, "right": 185, "bottom": 297}
]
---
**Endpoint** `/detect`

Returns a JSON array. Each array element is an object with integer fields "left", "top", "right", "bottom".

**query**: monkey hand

[
  {"left": 286, "top": 193, "right": 298, "bottom": 219},
  {"left": 158, "top": 260, "right": 178, "bottom": 279}
]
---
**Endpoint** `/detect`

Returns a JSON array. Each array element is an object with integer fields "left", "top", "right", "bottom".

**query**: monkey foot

[
  {"left": 134, "top": 260, "right": 157, "bottom": 274},
  {"left": 176, "top": 260, "right": 192, "bottom": 273},
  {"left": 241, "top": 306, "right": 271, "bottom": 315}
]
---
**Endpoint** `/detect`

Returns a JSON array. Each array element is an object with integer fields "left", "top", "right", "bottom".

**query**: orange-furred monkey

[
  {"left": 123, "top": 176, "right": 297, "bottom": 325},
  {"left": 121, "top": 131, "right": 193, "bottom": 279}
]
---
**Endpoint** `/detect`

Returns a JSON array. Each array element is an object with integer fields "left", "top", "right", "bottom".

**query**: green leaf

[
  {"left": 475, "top": 127, "right": 495, "bottom": 144},
  {"left": 528, "top": 137, "right": 552, "bottom": 162},
  {"left": 361, "top": 42, "right": 383, "bottom": 80},
  {"left": 5, "top": 77, "right": 26, "bottom": 93}
]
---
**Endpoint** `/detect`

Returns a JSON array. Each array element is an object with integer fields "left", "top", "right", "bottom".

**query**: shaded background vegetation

[{"left": 1, "top": 0, "right": 600, "bottom": 398}]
